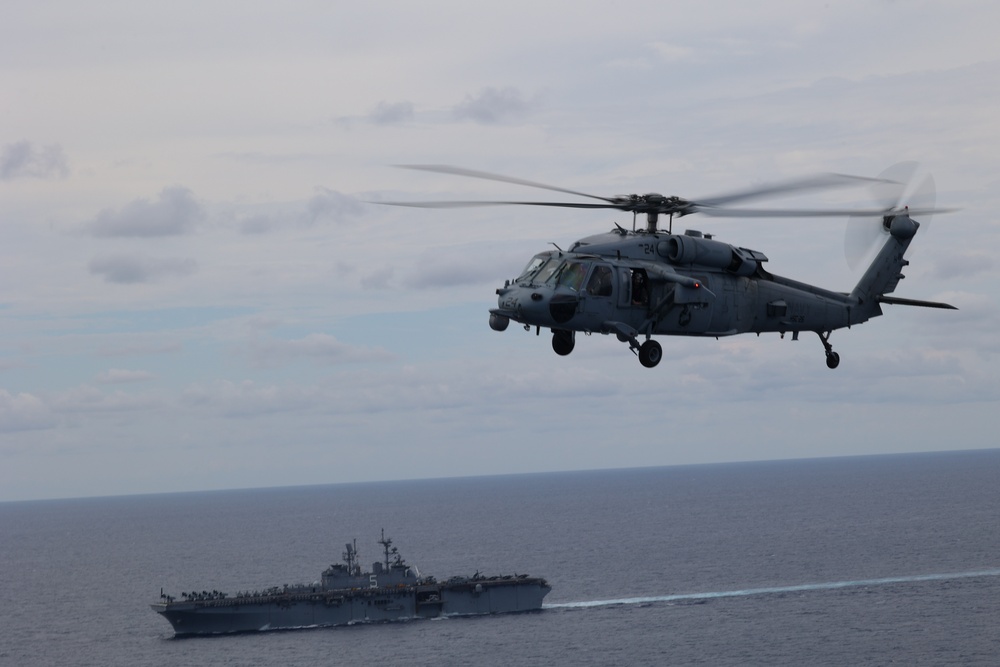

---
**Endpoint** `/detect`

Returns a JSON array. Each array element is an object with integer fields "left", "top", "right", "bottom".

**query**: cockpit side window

[{"left": 586, "top": 265, "right": 613, "bottom": 297}]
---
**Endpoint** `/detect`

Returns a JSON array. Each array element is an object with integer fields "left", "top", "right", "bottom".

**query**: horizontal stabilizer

[{"left": 878, "top": 295, "right": 957, "bottom": 310}]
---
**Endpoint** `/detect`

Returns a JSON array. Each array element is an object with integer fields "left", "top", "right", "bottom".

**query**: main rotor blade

[
  {"left": 379, "top": 200, "right": 621, "bottom": 210},
  {"left": 694, "top": 173, "right": 893, "bottom": 208},
  {"left": 696, "top": 206, "right": 952, "bottom": 218},
  {"left": 396, "top": 165, "right": 618, "bottom": 204},
  {"left": 386, "top": 164, "right": 955, "bottom": 220},
  {"left": 381, "top": 200, "right": 956, "bottom": 216}
]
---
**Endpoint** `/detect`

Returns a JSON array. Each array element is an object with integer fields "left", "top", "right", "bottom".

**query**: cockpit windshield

[
  {"left": 549, "top": 260, "right": 591, "bottom": 292},
  {"left": 531, "top": 258, "right": 562, "bottom": 285},
  {"left": 516, "top": 255, "right": 592, "bottom": 292},
  {"left": 516, "top": 254, "right": 550, "bottom": 282}
]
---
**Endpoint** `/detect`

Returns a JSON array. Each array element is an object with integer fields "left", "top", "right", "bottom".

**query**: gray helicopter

[{"left": 388, "top": 163, "right": 956, "bottom": 369}]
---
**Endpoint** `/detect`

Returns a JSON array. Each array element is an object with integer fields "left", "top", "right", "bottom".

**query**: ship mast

[
  {"left": 379, "top": 528, "right": 391, "bottom": 571},
  {"left": 378, "top": 528, "right": 402, "bottom": 570},
  {"left": 343, "top": 538, "right": 359, "bottom": 576}
]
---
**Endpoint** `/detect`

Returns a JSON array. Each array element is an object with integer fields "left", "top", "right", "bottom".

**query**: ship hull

[{"left": 152, "top": 579, "right": 550, "bottom": 637}]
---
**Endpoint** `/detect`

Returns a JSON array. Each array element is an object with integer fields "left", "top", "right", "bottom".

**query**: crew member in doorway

[{"left": 631, "top": 270, "right": 649, "bottom": 306}]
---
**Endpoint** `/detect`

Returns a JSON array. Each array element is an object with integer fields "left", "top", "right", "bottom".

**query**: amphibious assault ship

[{"left": 151, "top": 531, "right": 551, "bottom": 636}]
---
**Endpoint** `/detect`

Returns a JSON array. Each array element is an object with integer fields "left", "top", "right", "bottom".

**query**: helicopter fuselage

[
  {"left": 489, "top": 221, "right": 921, "bottom": 368},
  {"left": 494, "top": 229, "right": 856, "bottom": 335}
]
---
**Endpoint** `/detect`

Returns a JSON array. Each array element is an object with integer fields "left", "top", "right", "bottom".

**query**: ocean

[{"left": 2, "top": 449, "right": 999, "bottom": 666}]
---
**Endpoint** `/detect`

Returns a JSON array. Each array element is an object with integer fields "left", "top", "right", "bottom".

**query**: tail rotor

[{"left": 845, "top": 161, "right": 938, "bottom": 270}]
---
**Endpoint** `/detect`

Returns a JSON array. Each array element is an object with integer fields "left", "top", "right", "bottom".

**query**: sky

[{"left": 1, "top": 0, "right": 999, "bottom": 501}]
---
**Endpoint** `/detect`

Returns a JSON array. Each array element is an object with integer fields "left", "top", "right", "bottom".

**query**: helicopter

[{"left": 386, "top": 163, "right": 956, "bottom": 369}]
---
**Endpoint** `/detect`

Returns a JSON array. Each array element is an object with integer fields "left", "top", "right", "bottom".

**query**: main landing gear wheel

[
  {"left": 552, "top": 330, "right": 575, "bottom": 356},
  {"left": 638, "top": 340, "right": 662, "bottom": 368},
  {"left": 816, "top": 331, "right": 840, "bottom": 369}
]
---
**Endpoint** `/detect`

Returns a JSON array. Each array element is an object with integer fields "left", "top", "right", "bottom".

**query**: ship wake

[{"left": 545, "top": 568, "right": 1000, "bottom": 610}]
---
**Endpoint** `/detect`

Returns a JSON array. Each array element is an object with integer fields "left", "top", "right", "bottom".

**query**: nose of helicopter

[{"left": 495, "top": 285, "right": 579, "bottom": 327}]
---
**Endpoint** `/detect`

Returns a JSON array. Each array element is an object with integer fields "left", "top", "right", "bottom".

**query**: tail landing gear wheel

[
  {"left": 638, "top": 340, "right": 662, "bottom": 368},
  {"left": 826, "top": 351, "right": 840, "bottom": 369},
  {"left": 552, "top": 330, "right": 575, "bottom": 356}
]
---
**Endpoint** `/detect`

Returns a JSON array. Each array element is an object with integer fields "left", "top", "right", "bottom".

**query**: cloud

[
  {"left": 604, "top": 40, "right": 698, "bottom": 69},
  {"left": 453, "top": 87, "right": 534, "bottom": 124},
  {"left": 86, "top": 187, "right": 204, "bottom": 237},
  {"left": 236, "top": 189, "right": 364, "bottom": 234},
  {"left": 368, "top": 100, "right": 415, "bottom": 125},
  {"left": 361, "top": 266, "right": 394, "bottom": 289},
  {"left": 304, "top": 188, "right": 365, "bottom": 225},
  {"left": 181, "top": 379, "right": 323, "bottom": 417},
  {"left": 248, "top": 333, "right": 393, "bottom": 367},
  {"left": 649, "top": 41, "right": 696, "bottom": 63},
  {"left": 0, "top": 389, "right": 55, "bottom": 432},
  {"left": 410, "top": 256, "right": 513, "bottom": 289},
  {"left": 407, "top": 242, "right": 537, "bottom": 289},
  {"left": 179, "top": 360, "right": 625, "bottom": 423},
  {"left": 49, "top": 385, "right": 162, "bottom": 413},
  {"left": 88, "top": 255, "right": 198, "bottom": 284},
  {"left": 238, "top": 213, "right": 278, "bottom": 235},
  {"left": 95, "top": 369, "right": 155, "bottom": 384},
  {"left": 96, "top": 341, "right": 183, "bottom": 357},
  {"left": 931, "top": 252, "right": 994, "bottom": 280},
  {"left": 0, "top": 141, "right": 69, "bottom": 180}
]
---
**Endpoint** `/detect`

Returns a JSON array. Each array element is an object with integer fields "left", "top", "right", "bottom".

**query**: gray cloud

[
  {"left": 0, "top": 141, "right": 69, "bottom": 180},
  {"left": 238, "top": 213, "right": 279, "bottom": 235},
  {"left": 88, "top": 255, "right": 198, "bottom": 284},
  {"left": 87, "top": 187, "right": 204, "bottom": 237},
  {"left": 408, "top": 243, "right": 535, "bottom": 289},
  {"left": 237, "top": 190, "right": 364, "bottom": 234},
  {"left": 453, "top": 87, "right": 533, "bottom": 124},
  {"left": 305, "top": 188, "right": 364, "bottom": 225},
  {"left": 368, "top": 100, "right": 415, "bottom": 125},
  {"left": 361, "top": 266, "right": 394, "bottom": 289},
  {"left": 411, "top": 257, "right": 512, "bottom": 289}
]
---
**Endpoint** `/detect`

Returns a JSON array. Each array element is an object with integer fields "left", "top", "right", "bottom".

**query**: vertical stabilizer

[{"left": 849, "top": 213, "right": 919, "bottom": 319}]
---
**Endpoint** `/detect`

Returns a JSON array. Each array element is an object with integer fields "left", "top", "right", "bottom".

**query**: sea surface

[{"left": 3, "top": 449, "right": 1000, "bottom": 666}]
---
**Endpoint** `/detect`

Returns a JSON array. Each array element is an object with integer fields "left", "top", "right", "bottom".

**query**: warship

[{"left": 151, "top": 531, "right": 551, "bottom": 636}]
